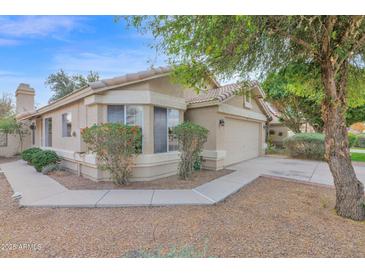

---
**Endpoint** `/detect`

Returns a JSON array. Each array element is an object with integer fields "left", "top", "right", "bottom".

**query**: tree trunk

[{"left": 321, "top": 61, "right": 365, "bottom": 221}]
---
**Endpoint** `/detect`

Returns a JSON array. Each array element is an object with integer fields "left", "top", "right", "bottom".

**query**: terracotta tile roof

[
  {"left": 89, "top": 67, "right": 172, "bottom": 89},
  {"left": 186, "top": 83, "right": 253, "bottom": 104}
]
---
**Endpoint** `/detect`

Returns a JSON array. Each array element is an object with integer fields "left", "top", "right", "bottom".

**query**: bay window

[
  {"left": 154, "top": 107, "right": 179, "bottom": 153},
  {"left": 107, "top": 105, "right": 143, "bottom": 128}
]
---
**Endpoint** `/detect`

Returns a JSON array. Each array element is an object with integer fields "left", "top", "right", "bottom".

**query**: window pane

[
  {"left": 45, "top": 118, "right": 52, "bottom": 147},
  {"left": 62, "top": 113, "right": 72, "bottom": 137},
  {"left": 168, "top": 109, "right": 179, "bottom": 151},
  {"left": 0, "top": 131, "right": 7, "bottom": 147},
  {"left": 107, "top": 105, "right": 124, "bottom": 123},
  {"left": 245, "top": 92, "right": 251, "bottom": 103},
  {"left": 126, "top": 105, "right": 143, "bottom": 127},
  {"left": 154, "top": 107, "right": 167, "bottom": 153}
]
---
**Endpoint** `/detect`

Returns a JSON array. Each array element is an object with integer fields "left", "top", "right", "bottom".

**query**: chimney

[{"left": 15, "top": 83, "right": 35, "bottom": 115}]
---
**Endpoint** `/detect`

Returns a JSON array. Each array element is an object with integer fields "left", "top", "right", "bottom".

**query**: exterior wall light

[{"left": 219, "top": 119, "right": 225, "bottom": 127}]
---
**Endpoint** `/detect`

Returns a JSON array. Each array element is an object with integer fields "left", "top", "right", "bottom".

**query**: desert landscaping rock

[{"left": 2, "top": 174, "right": 365, "bottom": 257}]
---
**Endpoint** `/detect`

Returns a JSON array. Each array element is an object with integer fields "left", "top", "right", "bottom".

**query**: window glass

[
  {"left": 0, "top": 131, "right": 7, "bottom": 147},
  {"left": 45, "top": 118, "right": 52, "bottom": 147},
  {"left": 126, "top": 105, "right": 143, "bottom": 127},
  {"left": 154, "top": 107, "right": 167, "bottom": 153},
  {"left": 167, "top": 109, "right": 179, "bottom": 152},
  {"left": 107, "top": 105, "right": 124, "bottom": 123},
  {"left": 62, "top": 113, "right": 72, "bottom": 137},
  {"left": 245, "top": 92, "right": 251, "bottom": 103}
]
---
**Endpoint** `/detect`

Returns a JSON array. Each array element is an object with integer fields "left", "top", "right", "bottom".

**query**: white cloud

[
  {"left": 0, "top": 16, "right": 84, "bottom": 38},
  {"left": 51, "top": 48, "right": 166, "bottom": 78},
  {"left": 0, "top": 38, "right": 20, "bottom": 46}
]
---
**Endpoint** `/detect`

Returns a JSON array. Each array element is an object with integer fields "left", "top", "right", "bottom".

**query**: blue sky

[{"left": 0, "top": 16, "right": 165, "bottom": 107}]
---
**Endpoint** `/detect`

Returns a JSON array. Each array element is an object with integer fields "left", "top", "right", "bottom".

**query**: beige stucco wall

[
  {"left": 268, "top": 124, "right": 289, "bottom": 146},
  {"left": 0, "top": 125, "right": 32, "bottom": 157},
  {"left": 224, "top": 94, "right": 264, "bottom": 115},
  {"left": 186, "top": 94, "right": 268, "bottom": 170},
  {"left": 37, "top": 101, "right": 85, "bottom": 152},
  {"left": 29, "top": 75, "right": 188, "bottom": 181},
  {"left": 0, "top": 134, "right": 23, "bottom": 157},
  {"left": 185, "top": 106, "right": 219, "bottom": 151}
]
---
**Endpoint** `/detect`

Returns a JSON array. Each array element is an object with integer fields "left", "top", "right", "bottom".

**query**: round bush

[
  {"left": 348, "top": 132, "right": 357, "bottom": 148},
  {"left": 21, "top": 147, "right": 42, "bottom": 164},
  {"left": 355, "top": 134, "right": 365, "bottom": 148},
  {"left": 284, "top": 133, "right": 325, "bottom": 160},
  {"left": 31, "top": 150, "right": 61, "bottom": 172}
]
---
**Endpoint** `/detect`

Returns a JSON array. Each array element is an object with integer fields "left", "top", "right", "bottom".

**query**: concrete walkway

[
  {"left": 2, "top": 157, "right": 365, "bottom": 208},
  {"left": 351, "top": 148, "right": 365, "bottom": 154}
]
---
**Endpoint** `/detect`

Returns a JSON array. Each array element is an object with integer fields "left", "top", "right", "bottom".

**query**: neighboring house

[
  {"left": 0, "top": 84, "right": 33, "bottom": 157},
  {"left": 349, "top": 122, "right": 365, "bottom": 134},
  {"left": 16, "top": 67, "right": 271, "bottom": 182},
  {"left": 267, "top": 103, "right": 315, "bottom": 147}
]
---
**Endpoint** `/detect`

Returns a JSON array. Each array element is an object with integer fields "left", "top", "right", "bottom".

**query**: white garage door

[{"left": 224, "top": 117, "right": 260, "bottom": 166}]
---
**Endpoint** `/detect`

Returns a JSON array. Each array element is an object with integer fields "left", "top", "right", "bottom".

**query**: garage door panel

[{"left": 224, "top": 118, "right": 260, "bottom": 166}]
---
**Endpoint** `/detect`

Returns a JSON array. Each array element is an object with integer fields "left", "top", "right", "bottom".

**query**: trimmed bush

[
  {"left": 355, "top": 134, "right": 365, "bottom": 148},
  {"left": 81, "top": 123, "right": 142, "bottom": 184},
  {"left": 173, "top": 121, "right": 208, "bottom": 180},
  {"left": 41, "top": 163, "right": 66, "bottom": 175},
  {"left": 21, "top": 147, "right": 42, "bottom": 164},
  {"left": 31, "top": 150, "right": 61, "bottom": 172},
  {"left": 284, "top": 133, "right": 325, "bottom": 160},
  {"left": 348, "top": 132, "right": 357, "bottom": 148}
]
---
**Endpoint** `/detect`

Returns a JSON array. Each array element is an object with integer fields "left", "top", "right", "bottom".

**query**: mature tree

[
  {"left": 0, "top": 116, "right": 29, "bottom": 152},
  {"left": 264, "top": 61, "right": 365, "bottom": 132},
  {"left": 45, "top": 69, "right": 100, "bottom": 103},
  {"left": 262, "top": 64, "right": 324, "bottom": 132},
  {"left": 127, "top": 16, "right": 365, "bottom": 220},
  {"left": 0, "top": 93, "right": 14, "bottom": 118}
]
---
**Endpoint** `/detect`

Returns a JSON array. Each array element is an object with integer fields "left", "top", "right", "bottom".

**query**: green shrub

[
  {"left": 21, "top": 147, "right": 42, "bottom": 164},
  {"left": 41, "top": 163, "right": 66, "bottom": 175},
  {"left": 348, "top": 132, "right": 357, "bottom": 148},
  {"left": 355, "top": 134, "right": 365, "bottom": 148},
  {"left": 193, "top": 156, "right": 202, "bottom": 171},
  {"left": 173, "top": 121, "right": 208, "bottom": 180},
  {"left": 31, "top": 150, "right": 61, "bottom": 172},
  {"left": 284, "top": 133, "right": 325, "bottom": 160},
  {"left": 81, "top": 123, "right": 142, "bottom": 184}
]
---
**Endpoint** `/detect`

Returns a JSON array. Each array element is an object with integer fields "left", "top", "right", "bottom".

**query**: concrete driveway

[{"left": 228, "top": 156, "right": 365, "bottom": 186}]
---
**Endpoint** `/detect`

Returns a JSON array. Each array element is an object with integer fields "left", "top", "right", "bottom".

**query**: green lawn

[
  {"left": 351, "top": 147, "right": 365, "bottom": 151},
  {"left": 351, "top": 152, "right": 365, "bottom": 162}
]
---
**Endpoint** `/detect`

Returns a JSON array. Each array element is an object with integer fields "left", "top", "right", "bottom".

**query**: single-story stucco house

[{"left": 15, "top": 67, "right": 272, "bottom": 182}]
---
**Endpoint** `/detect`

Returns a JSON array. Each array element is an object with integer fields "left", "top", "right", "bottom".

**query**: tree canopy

[
  {"left": 0, "top": 93, "right": 14, "bottom": 118},
  {"left": 45, "top": 69, "right": 100, "bottom": 103},
  {"left": 126, "top": 16, "right": 365, "bottom": 220},
  {"left": 262, "top": 62, "right": 365, "bottom": 131}
]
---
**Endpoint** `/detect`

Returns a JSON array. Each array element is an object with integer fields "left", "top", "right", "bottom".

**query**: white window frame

[
  {"left": 167, "top": 108, "right": 179, "bottom": 152},
  {"left": 244, "top": 91, "right": 252, "bottom": 109},
  {"left": 62, "top": 112, "right": 72, "bottom": 137},
  {"left": 107, "top": 104, "right": 144, "bottom": 152},
  {"left": 43, "top": 117, "right": 52, "bottom": 147},
  {"left": 107, "top": 105, "right": 143, "bottom": 128}
]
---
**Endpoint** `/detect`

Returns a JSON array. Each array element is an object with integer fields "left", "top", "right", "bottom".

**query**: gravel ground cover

[
  {"left": 1, "top": 173, "right": 365, "bottom": 258},
  {"left": 49, "top": 169, "right": 233, "bottom": 190}
]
